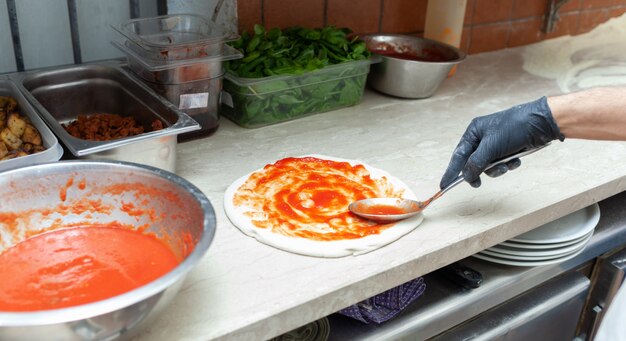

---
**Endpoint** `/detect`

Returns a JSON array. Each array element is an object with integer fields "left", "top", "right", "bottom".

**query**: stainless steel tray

[
  {"left": 10, "top": 61, "right": 200, "bottom": 157},
  {"left": 0, "top": 76, "right": 63, "bottom": 171}
]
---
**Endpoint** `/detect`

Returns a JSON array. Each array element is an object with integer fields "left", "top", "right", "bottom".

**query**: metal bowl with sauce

[
  {"left": 362, "top": 34, "right": 466, "bottom": 99},
  {"left": 0, "top": 160, "right": 216, "bottom": 341}
]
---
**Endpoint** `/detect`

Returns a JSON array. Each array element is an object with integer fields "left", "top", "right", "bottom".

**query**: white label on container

[
  {"left": 179, "top": 93, "right": 209, "bottom": 109},
  {"left": 221, "top": 91, "right": 234, "bottom": 108}
]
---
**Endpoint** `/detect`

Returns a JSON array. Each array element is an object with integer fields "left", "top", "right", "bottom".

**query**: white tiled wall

[{"left": 0, "top": 0, "right": 237, "bottom": 74}]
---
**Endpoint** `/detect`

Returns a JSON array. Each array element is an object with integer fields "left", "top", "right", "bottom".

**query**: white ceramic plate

[
  {"left": 499, "top": 230, "right": 593, "bottom": 249},
  {"left": 480, "top": 234, "right": 591, "bottom": 260},
  {"left": 471, "top": 243, "right": 588, "bottom": 267},
  {"left": 487, "top": 231, "right": 594, "bottom": 256},
  {"left": 509, "top": 203, "right": 600, "bottom": 244}
]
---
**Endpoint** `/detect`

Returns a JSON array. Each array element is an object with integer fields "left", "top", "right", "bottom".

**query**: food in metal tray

[
  {"left": 0, "top": 96, "right": 45, "bottom": 160},
  {"left": 62, "top": 113, "right": 164, "bottom": 141}
]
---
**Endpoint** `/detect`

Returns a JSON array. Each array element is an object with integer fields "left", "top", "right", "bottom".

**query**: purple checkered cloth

[{"left": 337, "top": 277, "right": 426, "bottom": 324}]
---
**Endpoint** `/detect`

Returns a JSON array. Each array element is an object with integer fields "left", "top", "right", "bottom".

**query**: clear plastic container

[
  {"left": 221, "top": 59, "right": 376, "bottom": 128},
  {"left": 112, "top": 38, "right": 241, "bottom": 139},
  {"left": 0, "top": 78, "right": 63, "bottom": 172},
  {"left": 112, "top": 39, "right": 241, "bottom": 83},
  {"left": 139, "top": 73, "right": 224, "bottom": 141},
  {"left": 113, "top": 13, "right": 238, "bottom": 61}
]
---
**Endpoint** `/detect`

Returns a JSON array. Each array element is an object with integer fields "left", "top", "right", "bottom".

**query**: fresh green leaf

[{"left": 224, "top": 24, "right": 372, "bottom": 127}]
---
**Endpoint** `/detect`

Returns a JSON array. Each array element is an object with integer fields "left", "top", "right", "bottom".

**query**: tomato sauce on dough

[
  {"left": 233, "top": 157, "right": 406, "bottom": 241},
  {"left": 0, "top": 224, "right": 179, "bottom": 311}
]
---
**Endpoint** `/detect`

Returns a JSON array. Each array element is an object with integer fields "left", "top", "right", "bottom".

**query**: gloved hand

[{"left": 440, "top": 96, "right": 564, "bottom": 189}]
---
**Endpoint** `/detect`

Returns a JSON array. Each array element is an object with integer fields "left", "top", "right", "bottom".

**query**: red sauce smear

[
  {"left": 0, "top": 224, "right": 179, "bottom": 312},
  {"left": 59, "top": 177, "right": 74, "bottom": 201},
  {"left": 78, "top": 178, "right": 86, "bottom": 190},
  {"left": 359, "top": 204, "right": 407, "bottom": 215},
  {"left": 233, "top": 157, "right": 406, "bottom": 241}
]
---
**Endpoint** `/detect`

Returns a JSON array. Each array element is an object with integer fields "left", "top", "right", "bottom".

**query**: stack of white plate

[{"left": 472, "top": 203, "right": 600, "bottom": 266}]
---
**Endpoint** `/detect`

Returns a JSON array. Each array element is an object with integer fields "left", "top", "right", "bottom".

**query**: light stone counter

[{"left": 134, "top": 16, "right": 626, "bottom": 341}]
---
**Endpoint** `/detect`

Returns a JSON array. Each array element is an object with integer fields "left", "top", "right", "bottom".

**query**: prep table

[{"left": 131, "top": 20, "right": 626, "bottom": 340}]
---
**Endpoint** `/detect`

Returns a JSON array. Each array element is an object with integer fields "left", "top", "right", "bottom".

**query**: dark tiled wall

[{"left": 237, "top": 0, "right": 626, "bottom": 54}]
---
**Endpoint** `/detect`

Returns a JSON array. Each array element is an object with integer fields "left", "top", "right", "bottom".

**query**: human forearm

[{"left": 548, "top": 86, "right": 626, "bottom": 140}]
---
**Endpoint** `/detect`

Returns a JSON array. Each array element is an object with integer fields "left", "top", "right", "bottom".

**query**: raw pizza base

[{"left": 223, "top": 154, "right": 424, "bottom": 257}]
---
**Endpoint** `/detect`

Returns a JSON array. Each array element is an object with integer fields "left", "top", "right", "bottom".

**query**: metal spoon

[{"left": 349, "top": 145, "right": 549, "bottom": 222}]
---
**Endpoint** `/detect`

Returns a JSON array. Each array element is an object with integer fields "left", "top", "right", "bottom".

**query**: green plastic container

[{"left": 221, "top": 58, "right": 376, "bottom": 128}]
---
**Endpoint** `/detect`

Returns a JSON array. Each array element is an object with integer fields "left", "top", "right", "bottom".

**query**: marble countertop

[{"left": 133, "top": 16, "right": 626, "bottom": 341}]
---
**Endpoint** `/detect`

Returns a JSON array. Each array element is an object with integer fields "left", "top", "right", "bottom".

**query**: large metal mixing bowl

[
  {"left": 363, "top": 34, "right": 466, "bottom": 99},
  {"left": 0, "top": 160, "right": 216, "bottom": 341}
]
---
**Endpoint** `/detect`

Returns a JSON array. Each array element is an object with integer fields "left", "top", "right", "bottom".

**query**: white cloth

[{"left": 594, "top": 281, "right": 626, "bottom": 341}]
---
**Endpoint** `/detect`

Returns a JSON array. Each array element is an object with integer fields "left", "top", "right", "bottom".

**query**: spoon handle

[{"left": 436, "top": 143, "right": 551, "bottom": 199}]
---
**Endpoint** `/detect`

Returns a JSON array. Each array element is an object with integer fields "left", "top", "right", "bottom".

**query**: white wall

[
  {"left": 0, "top": 4, "right": 16, "bottom": 72},
  {"left": 0, "top": 0, "right": 237, "bottom": 74}
]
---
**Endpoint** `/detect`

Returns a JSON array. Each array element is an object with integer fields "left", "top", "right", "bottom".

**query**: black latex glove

[{"left": 440, "top": 96, "right": 564, "bottom": 189}]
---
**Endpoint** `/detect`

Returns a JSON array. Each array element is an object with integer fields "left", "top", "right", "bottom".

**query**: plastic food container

[
  {"left": 0, "top": 78, "right": 63, "bottom": 172},
  {"left": 221, "top": 58, "right": 376, "bottom": 128},
  {"left": 112, "top": 32, "right": 242, "bottom": 140},
  {"left": 112, "top": 40, "right": 241, "bottom": 83},
  {"left": 13, "top": 63, "right": 200, "bottom": 173},
  {"left": 112, "top": 13, "right": 238, "bottom": 61},
  {"left": 137, "top": 72, "right": 224, "bottom": 141}
]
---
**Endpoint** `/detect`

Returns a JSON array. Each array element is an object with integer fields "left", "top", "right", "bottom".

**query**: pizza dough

[{"left": 223, "top": 155, "right": 424, "bottom": 257}]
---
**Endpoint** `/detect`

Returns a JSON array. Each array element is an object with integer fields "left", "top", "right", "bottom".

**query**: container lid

[
  {"left": 113, "top": 13, "right": 238, "bottom": 51},
  {"left": 112, "top": 39, "right": 243, "bottom": 72}
]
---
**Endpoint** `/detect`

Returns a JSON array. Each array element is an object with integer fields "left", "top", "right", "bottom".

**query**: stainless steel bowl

[
  {"left": 0, "top": 160, "right": 216, "bottom": 341},
  {"left": 362, "top": 34, "right": 466, "bottom": 99}
]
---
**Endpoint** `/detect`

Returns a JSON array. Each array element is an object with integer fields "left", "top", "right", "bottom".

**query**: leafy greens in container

[{"left": 222, "top": 24, "right": 376, "bottom": 128}]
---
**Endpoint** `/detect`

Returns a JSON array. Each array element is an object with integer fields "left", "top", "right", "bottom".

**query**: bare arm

[{"left": 549, "top": 86, "right": 626, "bottom": 140}]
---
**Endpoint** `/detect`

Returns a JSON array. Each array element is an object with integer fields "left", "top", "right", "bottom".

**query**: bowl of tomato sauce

[
  {"left": 362, "top": 34, "right": 466, "bottom": 99},
  {"left": 0, "top": 160, "right": 216, "bottom": 340}
]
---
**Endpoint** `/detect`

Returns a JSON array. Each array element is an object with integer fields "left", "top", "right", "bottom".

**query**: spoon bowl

[
  {"left": 350, "top": 145, "right": 550, "bottom": 222},
  {"left": 348, "top": 197, "right": 426, "bottom": 222}
]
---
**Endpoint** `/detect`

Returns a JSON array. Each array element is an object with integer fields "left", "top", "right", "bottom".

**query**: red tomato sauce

[
  {"left": 369, "top": 42, "right": 452, "bottom": 62},
  {"left": 360, "top": 204, "right": 407, "bottom": 215},
  {"left": 374, "top": 49, "right": 451, "bottom": 62},
  {"left": 233, "top": 157, "right": 406, "bottom": 241},
  {"left": 0, "top": 224, "right": 179, "bottom": 312}
]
